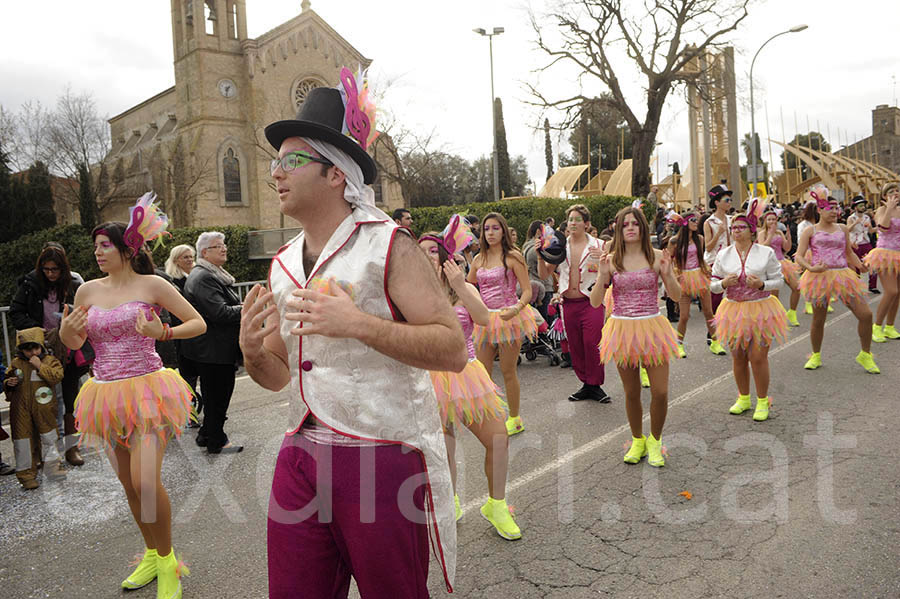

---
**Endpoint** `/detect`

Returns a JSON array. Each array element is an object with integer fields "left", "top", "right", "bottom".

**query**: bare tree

[
  {"left": 529, "top": 0, "right": 750, "bottom": 197},
  {"left": 163, "top": 137, "right": 215, "bottom": 227}
]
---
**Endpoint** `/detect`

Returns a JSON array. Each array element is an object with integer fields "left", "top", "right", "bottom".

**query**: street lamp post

[
  {"left": 749, "top": 25, "right": 808, "bottom": 198},
  {"left": 474, "top": 26, "right": 504, "bottom": 201}
]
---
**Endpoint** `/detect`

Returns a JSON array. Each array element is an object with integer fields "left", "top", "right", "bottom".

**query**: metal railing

[{"left": 0, "top": 280, "right": 268, "bottom": 363}]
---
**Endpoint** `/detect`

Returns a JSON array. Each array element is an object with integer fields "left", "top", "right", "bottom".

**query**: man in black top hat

[{"left": 239, "top": 70, "right": 465, "bottom": 597}]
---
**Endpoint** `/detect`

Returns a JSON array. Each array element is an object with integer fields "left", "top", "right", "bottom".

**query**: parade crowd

[{"left": 2, "top": 67, "right": 898, "bottom": 599}]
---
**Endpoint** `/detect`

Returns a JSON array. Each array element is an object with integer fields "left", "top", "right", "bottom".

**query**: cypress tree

[
  {"left": 77, "top": 162, "right": 97, "bottom": 230},
  {"left": 544, "top": 118, "right": 553, "bottom": 182},
  {"left": 24, "top": 161, "right": 56, "bottom": 234},
  {"left": 494, "top": 98, "right": 511, "bottom": 197}
]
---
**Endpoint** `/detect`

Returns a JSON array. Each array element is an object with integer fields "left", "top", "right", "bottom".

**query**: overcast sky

[{"left": 1, "top": 0, "right": 898, "bottom": 191}]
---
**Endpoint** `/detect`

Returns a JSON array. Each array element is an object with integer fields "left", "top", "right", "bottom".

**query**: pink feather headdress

[
  {"left": 419, "top": 214, "right": 475, "bottom": 255},
  {"left": 338, "top": 66, "right": 379, "bottom": 151},
  {"left": 123, "top": 192, "right": 170, "bottom": 251},
  {"left": 809, "top": 183, "right": 836, "bottom": 210}
]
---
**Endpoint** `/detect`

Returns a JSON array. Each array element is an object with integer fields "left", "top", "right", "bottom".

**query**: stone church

[{"left": 103, "top": 0, "right": 404, "bottom": 233}]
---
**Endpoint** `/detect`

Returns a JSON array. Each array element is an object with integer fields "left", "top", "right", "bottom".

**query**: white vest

[
  {"left": 704, "top": 213, "right": 731, "bottom": 266},
  {"left": 557, "top": 234, "right": 603, "bottom": 295},
  {"left": 268, "top": 205, "right": 455, "bottom": 590}
]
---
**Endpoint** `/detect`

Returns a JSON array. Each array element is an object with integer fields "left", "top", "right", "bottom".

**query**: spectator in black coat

[
  {"left": 180, "top": 232, "right": 242, "bottom": 454},
  {"left": 9, "top": 244, "right": 88, "bottom": 466}
]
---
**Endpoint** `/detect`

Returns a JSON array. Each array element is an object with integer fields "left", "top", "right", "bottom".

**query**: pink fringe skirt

[
  {"left": 713, "top": 295, "right": 788, "bottom": 350},
  {"left": 74, "top": 368, "right": 194, "bottom": 449},
  {"left": 677, "top": 268, "right": 711, "bottom": 298},
  {"left": 799, "top": 267, "right": 866, "bottom": 306},
  {"left": 598, "top": 313, "right": 678, "bottom": 367},
  {"left": 864, "top": 247, "right": 900, "bottom": 276},
  {"left": 780, "top": 259, "right": 800, "bottom": 287},
  {"left": 474, "top": 306, "right": 538, "bottom": 346},
  {"left": 430, "top": 359, "right": 506, "bottom": 426}
]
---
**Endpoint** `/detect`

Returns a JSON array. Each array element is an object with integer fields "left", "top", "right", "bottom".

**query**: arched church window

[
  {"left": 292, "top": 78, "right": 323, "bottom": 110},
  {"left": 223, "top": 148, "right": 241, "bottom": 204}
]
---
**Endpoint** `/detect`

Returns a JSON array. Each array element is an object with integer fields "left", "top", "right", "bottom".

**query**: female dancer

[
  {"left": 867, "top": 182, "right": 900, "bottom": 342},
  {"left": 419, "top": 220, "right": 520, "bottom": 540},
  {"left": 591, "top": 206, "right": 680, "bottom": 467},
  {"left": 711, "top": 201, "right": 788, "bottom": 421},
  {"left": 466, "top": 212, "right": 535, "bottom": 436},
  {"left": 60, "top": 194, "right": 206, "bottom": 599},
  {"left": 666, "top": 211, "right": 720, "bottom": 357},
  {"left": 797, "top": 201, "right": 832, "bottom": 314},
  {"left": 758, "top": 210, "right": 802, "bottom": 326},
  {"left": 796, "top": 186, "right": 878, "bottom": 373}
]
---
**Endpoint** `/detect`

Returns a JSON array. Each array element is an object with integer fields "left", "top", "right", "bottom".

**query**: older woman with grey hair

[{"left": 180, "top": 232, "right": 243, "bottom": 453}]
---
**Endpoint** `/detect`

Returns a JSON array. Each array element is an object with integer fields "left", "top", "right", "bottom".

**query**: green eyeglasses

[{"left": 270, "top": 151, "right": 334, "bottom": 176}]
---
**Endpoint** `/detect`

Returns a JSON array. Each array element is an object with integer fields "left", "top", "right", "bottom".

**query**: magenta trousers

[
  {"left": 562, "top": 296, "right": 606, "bottom": 386},
  {"left": 853, "top": 242, "right": 878, "bottom": 290},
  {"left": 267, "top": 434, "right": 430, "bottom": 599}
]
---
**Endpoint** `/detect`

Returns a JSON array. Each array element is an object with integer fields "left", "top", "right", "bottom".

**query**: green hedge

[
  {"left": 0, "top": 224, "right": 270, "bottom": 306},
  {"left": 408, "top": 195, "right": 643, "bottom": 239}
]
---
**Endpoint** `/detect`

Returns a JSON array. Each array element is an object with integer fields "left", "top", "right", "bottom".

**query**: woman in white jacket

[{"left": 710, "top": 201, "right": 788, "bottom": 422}]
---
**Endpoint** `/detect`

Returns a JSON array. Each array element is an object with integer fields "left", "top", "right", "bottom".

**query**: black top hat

[
  {"left": 852, "top": 195, "right": 866, "bottom": 207},
  {"left": 265, "top": 87, "right": 377, "bottom": 184},
  {"left": 537, "top": 230, "right": 567, "bottom": 265}
]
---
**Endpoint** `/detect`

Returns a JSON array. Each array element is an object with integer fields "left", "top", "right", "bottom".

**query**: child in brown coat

[{"left": 3, "top": 327, "right": 66, "bottom": 489}]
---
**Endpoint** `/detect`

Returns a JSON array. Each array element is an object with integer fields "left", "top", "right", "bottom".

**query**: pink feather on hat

[{"left": 440, "top": 214, "right": 475, "bottom": 255}]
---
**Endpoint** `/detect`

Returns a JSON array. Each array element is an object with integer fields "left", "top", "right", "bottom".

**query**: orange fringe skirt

[
  {"left": 74, "top": 368, "right": 194, "bottom": 449},
  {"left": 713, "top": 295, "right": 788, "bottom": 350},
  {"left": 864, "top": 247, "right": 900, "bottom": 277},
  {"left": 474, "top": 306, "right": 538, "bottom": 346},
  {"left": 430, "top": 359, "right": 506, "bottom": 426},
  {"left": 799, "top": 267, "right": 866, "bottom": 306},
  {"left": 780, "top": 259, "right": 800, "bottom": 288},
  {"left": 598, "top": 313, "right": 678, "bottom": 367},
  {"left": 677, "top": 268, "right": 711, "bottom": 298}
]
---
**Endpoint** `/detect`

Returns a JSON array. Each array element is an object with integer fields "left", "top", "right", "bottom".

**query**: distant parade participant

[
  {"left": 710, "top": 201, "right": 787, "bottom": 422},
  {"left": 797, "top": 200, "right": 833, "bottom": 314},
  {"left": 702, "top": 184, "right": 731, "bottom": 355},
  {"left": 537, "top": 204, "right": 610, "bottom": 402},
  {"left": 60, "top": 194, "right": 207, "bottom": 599},
  {"left": 796, "top": 185, "right": 879, "bottom": 373},
  {"left": 419, "top": 218, "right": 521, "bottom": 540},
  {"left": 847, "top": 195, "right": 879, "bottom": 295},
  {"left": 467, "top": 212, "right": 535, "bottom": 435},
  {"left": 666, "top": 210, "right": 721, "bottom": 357},
  {"left": 591, "top": 204, "right": 680, "bottom": 467},
  {"left": 867, "top": 182, "right": 900, "bottom": 342},
  {"left": 759, "top": 209, "right": 802, "bottom": 326}
]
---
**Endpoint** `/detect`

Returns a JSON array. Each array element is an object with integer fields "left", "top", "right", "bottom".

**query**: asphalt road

[{"left": 1, "top": 293, "right": 898, "bottom": 598}]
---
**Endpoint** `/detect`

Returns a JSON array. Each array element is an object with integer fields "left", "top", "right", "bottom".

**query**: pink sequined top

[
  {"left": 876, "top": 217, "right": 900, "bottom": 251},
  {"left": 683, "top": 242, "right": 701, "bottom": 270},
  {"left": 768, "top": 235, "right": 785, "bottom": 261},
  {"left": 476, "top": 266, "right": 517, "bottom": 309},
  {"left": 610, "top": 268, "right": 659, "bottom": 318},
  {"left": 810, "top": 229, "right": 848, "bottom": 269},
  {"left": 86, "top": 301, "right": 163, "bottom": 382},
  {"left": 454, "top": 305, "right": 476, "bottom": 360}
]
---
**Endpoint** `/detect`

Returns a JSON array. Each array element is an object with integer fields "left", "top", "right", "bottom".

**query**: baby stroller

[{"left": 520, "top": 281, "right": 561, "bottom": 366}]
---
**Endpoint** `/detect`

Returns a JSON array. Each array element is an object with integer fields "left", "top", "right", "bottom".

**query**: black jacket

[
  {"left": 179, "top": 265, "right": 242, "bottom": 365},
  {"left": 10, "top": 270, "right": 80, "bottom": 331}
]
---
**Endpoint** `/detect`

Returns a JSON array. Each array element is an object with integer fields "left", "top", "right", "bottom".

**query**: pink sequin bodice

[
  {"left": 810, "top": 229, "right": 848, "bottom": 268},
  {"left": 683, "top": 242, "right": 700, "bottom": 270},
  {"left": 476, "top": 266, "right": 517, "bottom": 309},
  {"left": 611, "top": 268, "right": 659, "bottom": 318},
  {"left": 876, "top": 218, "right": 900, "bottom": 251},
  {"left": 725, "top": 277, "right": 771, "bottom": 302},
  {"left": 454, "top": 305, "right": 476, "bottom": 360},
  {"left": 86, "top": 301, "right": 163, "bottom": 381},
  {"left": 768, "top": 235, "right": 785, "bottom": 260}
]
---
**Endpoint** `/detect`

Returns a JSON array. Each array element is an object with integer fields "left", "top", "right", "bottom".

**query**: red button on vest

[{"left": 301, "top": 360, "right": 313, "bottom": 371}]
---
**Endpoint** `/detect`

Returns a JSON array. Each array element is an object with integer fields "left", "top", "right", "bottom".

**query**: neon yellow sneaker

[
  {"left": 639, "top": 367, "right": 650, "bottom": 388},
  {"left": 805, "top": 302, "right": 813, "bottom": 315},
  {"left": 827, "top": 302, "right": 834, "bottom": 313},
  {"left": 677, "top": 343, "right": 687, "bottom": 358},
  {"left": 156, "top": 550, "right": 187, "bottom": 599},
  {"left": 623, "top": 435, "right": 647, "bottom": 464},
  {"left": 804, "top": 352, "right": 822, "bottom": 370},
  {"left": 855, "top": 351, "right": 880, "bottom": 374},
  {"left": 122, "top": 548, "right": 157, "bottom": 590},
  {"left": 646, "top": 434, "right": 665, "bottom": 467},
  {"left": 729, "top": 394, "right": 752, "bottom": 415},
  {"left": 786, "top": 309, "right": 800, "bottom": 327},
  {"left": 505, "top": 415, "right": 524, "bottom": 436},
  {"left": 872, "top": 324, "right": 886, "bottom": 343},
  {"left": 709, "top": 339, "right": 727, "bottom": 355},
  {"left": 883, "top": 325, "right": 900, "bottom": 340},
  {"left": 753, "top": 396, "right": 771, "bottom": 421},
  {"left": 454, "top": 494, "right": 462, "bottom": 522},
  {"left": 480, "top": 497, "right": 521, "bottom": 540}
]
